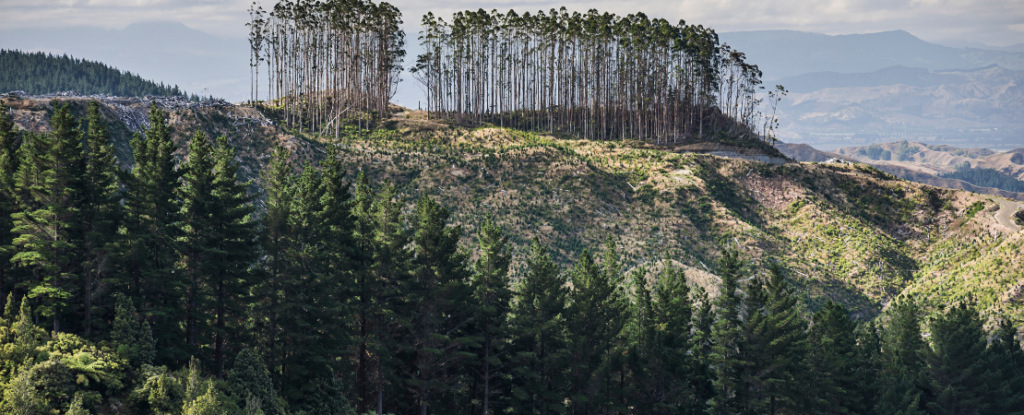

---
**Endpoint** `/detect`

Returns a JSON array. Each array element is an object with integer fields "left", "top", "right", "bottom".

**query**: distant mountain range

[
  {"left": 716, "top": 30, "right": 1024, "bottom": 150},
  {"left": 718, "top": 30, "right": 1024, "bottom": 80}
]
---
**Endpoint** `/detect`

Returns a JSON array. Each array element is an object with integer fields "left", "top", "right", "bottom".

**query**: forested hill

[
  {"left": 0, "top": 49, "right": 186, "bottom": 97},
  {"left": 2, "top": 94, "right": 1023, "bottom": 415}
]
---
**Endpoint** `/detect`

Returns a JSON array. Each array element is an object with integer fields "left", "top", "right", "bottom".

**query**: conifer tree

[
  {"left": 565, "top": 244, "right": 626, "bottom": 414},
  {"left": 177, "top": 131, "right": 218, "bottom": 355},
  {"left": 707, "top": 249, "right": 747, "bottom": 415},
  {"left": 349, "top": 170, "right": 377, "bottom": 413},
  {"left": 470, "top": 213, "right": 512, "bottom": 415},
  {"left": 80, "top": 101, "right": 121, "bottom": 336},
  {"left": 228, "top": 348, "right": 282, "bottom": 415},
  {"left": 990, "top": 320, "right": 1024, "bottom": 413},
  {"left": 11, "top": 104, "right": 85, "bottom": 332},
  {"left": 406, "top": 195, "right": 473, "bottom": 415},
  {"left": 742, "top": 263, "right": 808, "bottom": 414},
  {"left": 209, "top": 135, "right": 257, "bottom": 377},
  {"left": 122, "top": 103, "right": 183, "bottom": 363},
  {"left": 807, "top": 301, "right": 863, "bottom": 415},
  {"left": 0, "top": 109, "right": 20, "bottom": 299},
  {"left": 623, "top": 265, "right": 656, "bottom": 413},
  {"left": 508, "top": 237, "right": 569, "bottom": 415},
  {"left": 876, "top": 297, "right": 927, "bottom": 415},
  {"left": 111, "top": 293, "right": 154, "bottom": 366},
  {"left": 650, "top": 258, "right": 700, "bottom": 413},
  {"left": 253, "top": 147, "right": 293, "bottom": 378},
  {"left": 362, "top": 180, "right": 411, "bottom": 415},
  {"left": 689, "top": 285, "right": 716, "bottom": 412},
  {"left": 856, "top": 320, "right": 884, "bottom": 413},
  {"left": 921, "top": 302, "right": 998, "bottom": 415}
]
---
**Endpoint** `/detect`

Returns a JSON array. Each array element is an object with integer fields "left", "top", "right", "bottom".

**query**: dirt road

[{"left": 993, "top": 198, "right": 1024, "bottom": 232}]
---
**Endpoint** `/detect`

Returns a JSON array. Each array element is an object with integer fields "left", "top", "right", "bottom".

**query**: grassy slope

[{"left": 9, "top": 98, "right": 1024, "bottom": 324}]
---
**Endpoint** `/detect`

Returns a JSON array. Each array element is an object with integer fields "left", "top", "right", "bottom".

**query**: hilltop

[
  {"left": 0, "top": 49, "right": 191, "bottom": 98},
  {"left": 4, "top": 94, "right": 1024, "bottom": 323}
]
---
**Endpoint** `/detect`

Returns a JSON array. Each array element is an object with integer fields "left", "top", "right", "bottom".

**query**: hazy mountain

[
  {"left": 775, "top": 65, "right": 1024, "bottom": 149},
  {"left": 718, "top": 29, "right": 1024, "bottom": 80},
  {"left": 775, "top": 66, "right": 970, "bottom": 93},
  {"left": 0, "top": 22, "right": 250, "bottom": 101}
]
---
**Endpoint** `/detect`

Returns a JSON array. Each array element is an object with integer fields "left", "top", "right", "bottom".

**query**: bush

[{"left": 964, "top": 201, "right": 985, "bottom": 220}]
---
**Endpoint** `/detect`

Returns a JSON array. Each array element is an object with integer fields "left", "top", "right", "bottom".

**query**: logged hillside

[{"left": 5, "top": 95, "right": 1024, "bottom": 322}]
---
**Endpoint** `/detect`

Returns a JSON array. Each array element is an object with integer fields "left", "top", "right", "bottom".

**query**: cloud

[{"left": 0, "top": 0, "right": 1020, "bottom": 44}]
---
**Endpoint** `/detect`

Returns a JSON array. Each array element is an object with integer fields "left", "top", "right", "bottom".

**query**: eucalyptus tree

[
  {"left": 413, "top": 8, "right": 767, "bottom": 144},
  {"left": 251, "top": 0, "right": 406, "bottom": 136}
]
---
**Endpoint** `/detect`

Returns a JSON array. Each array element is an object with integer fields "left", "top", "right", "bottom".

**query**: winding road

[{"left": 993, "top": 197, "right": 1024, "bottom": 232}]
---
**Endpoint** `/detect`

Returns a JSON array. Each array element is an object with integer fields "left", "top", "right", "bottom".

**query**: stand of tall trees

[
  {"left": 411, "top": 8, "right": 765, "bottom": 143},
  {"left": 248, "top": 0, "right": 406, "bottom": 136},
  {"left": 1, "top": 106, "right": 1023, "bottom": 415}
]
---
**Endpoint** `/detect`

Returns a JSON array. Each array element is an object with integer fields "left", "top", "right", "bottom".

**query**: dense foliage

[
  {"left": 0, "top": 50, "right": 185, "bottom": 97},
  {"left": 939, "top": 162, "right": 1024, "bottom": 193},
  {"left": 0, "top": 104, "right": 1022, "bottom": 415},
  {"left": 246, "top": 0, "right": 406, "bottom": 135},
  {"left": 411, "top": 8, "right": 769, "bottom": 144}
]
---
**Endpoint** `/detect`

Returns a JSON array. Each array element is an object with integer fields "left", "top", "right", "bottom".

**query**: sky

[
  {"left": 1, "top": 0, "right": 1022, "bottom": 106},
  {"left": 1, "top": 0, "right": 1022, "bottom": 47}
]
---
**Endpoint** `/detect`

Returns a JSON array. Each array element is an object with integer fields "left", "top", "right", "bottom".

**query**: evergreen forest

[
  {"left": 0, "top": 50, "right": 186, "bottom": 98},
  {"left": 0, "top": 100, "right": 1023, "bottom": 415},
  {"left": 939, "top": 162, "right": 1024, "bottom": 193}
]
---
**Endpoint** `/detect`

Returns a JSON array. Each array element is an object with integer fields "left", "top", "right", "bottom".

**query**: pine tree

[
  {"left": 623, "top": 265, "right": 656, "bottom": 413},
  {"left": 806, "top": 301, "right": 863, "bottom": 415},
  {"left": 689, "top": 285, "right": 716, "bottom": 413},
  {"left": 508, "top": 237, "right": 569, "bottom": 415},
  {"left": 253, "top": 146, "right": 293, "bottom": 392},
  {"left": 707, "top": 249, "right": 747, "bottom": 415},
  {"left": 742, "top": 263, "right": 808, "bottom": 414},
  {"left": 856, "top": 320, "right": 884, "bottom": 413},
  {"left": 921, "top": 302, "right": 999, "bottom": 415},
  {"left": 228, "top": 348, "right": 282, "bottom": 415},
  {"left": 269, "top": 153, "right": 351, "bottom": 404},
  {"left": 362, "top": 179, "right": 411, "bottom": 415},
  {"left": 177, "top": 131, "right": 218, "bottom": 355},
  {"left": 406, "top": 195, "right": 473, "bottom": 415},
  {"left": 0, "top": 108, "right": 21, "bottom": 299},
  {"left": 122, "top": 103, "right": 183, "bottom": 363},
  {"left": 80, "top": 100, "right": 121, "bottom": 336},
  {"left": 11, "top": 104, "right": 85, "bottom": 332},
  {"left": 990, "top": 320, "right": 1024, "bottom": 414},
  {"left": 876, "top": 297, "right": 927, "bottom": 415},
  {"left": 209, "top": 135, "right": 257, "bottom": 377},
  {"left": 565, "top": 243, "right": 626, "bottom": 414},
  {"left": 650, "top": 258, "right": 699, "bottom": 413},
  {"left": 471, "top": 213, "right": 512, "bottom": 415},
  {"left": 350, "top": 171, "right": 376, "bottom": 413}
]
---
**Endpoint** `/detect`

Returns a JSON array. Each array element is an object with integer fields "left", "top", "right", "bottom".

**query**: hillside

[
  {"left": 778, "top": 140, "right": 1024, "bottom": 200},
  {"left": 833, "top": 141, "right": 1024, "bottom": 183},
  {"left": 5, "top": 94, "right": 1023, "bottom": 324},
  {"left": 0, "top": 49, "right": 188, "bottom": 97},
  {"left": 0, "top": 23, "right": 249, "bottom": 102}
]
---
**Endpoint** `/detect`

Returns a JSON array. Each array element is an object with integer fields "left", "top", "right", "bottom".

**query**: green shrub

[{"left": 964, "top": 201, "right": 985, "bottom": 220}]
